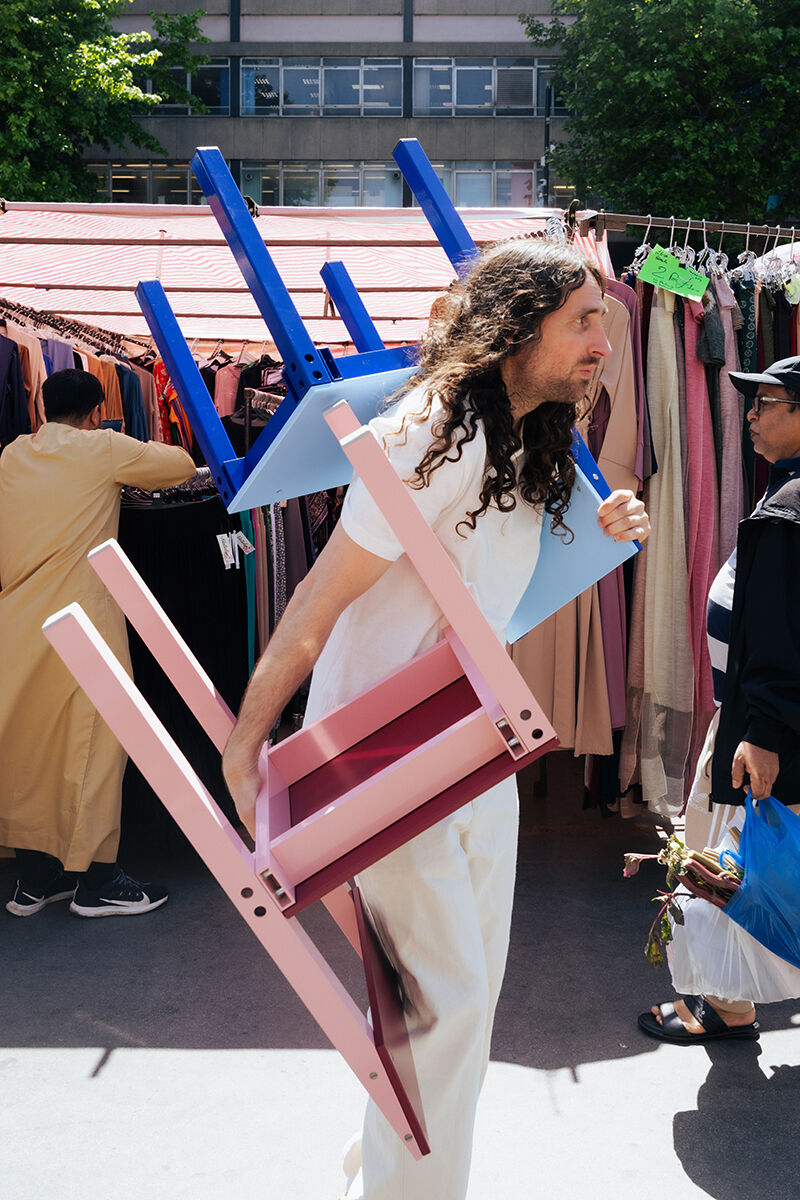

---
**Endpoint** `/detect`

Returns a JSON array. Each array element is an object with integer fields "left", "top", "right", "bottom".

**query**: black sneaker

[
  {"left": 69, "top": 868, "right": 168, "bottom": 918},
  {"left": 6, "top": 871, "right": 77, "bottom": 917}
]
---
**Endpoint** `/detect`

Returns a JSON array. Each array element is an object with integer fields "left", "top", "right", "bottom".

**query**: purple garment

[
  {"left": 42, "top": 338, "right": 78, "bottom": 374},
  {"left": 605, "top": 278, "right": 653, "bottom": 482}
]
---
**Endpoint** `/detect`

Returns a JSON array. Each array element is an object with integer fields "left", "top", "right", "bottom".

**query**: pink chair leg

[{"left": 43, "top": 601, "right": 427, "bottom": 1157}]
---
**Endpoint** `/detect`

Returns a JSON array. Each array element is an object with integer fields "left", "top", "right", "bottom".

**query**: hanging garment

[
  {"left": 199, "top": 362, "right": 220, "bottom": 405},
  {"left": 269, "top": 501, "right": 288, "bottom": 631},
  {"left": 620, "top": 289, "right": 693, "bottom": 815},
  {"left": 696, "top": 287, "right": 726, "bottom": 486},
  {"left": 96, "top": 358, "right": 124, "bottom": 428},
  {"left": 735, "top": 279, "right": 759, "bottom": 373},
  {"left": 510, "top": 585, "right": 613, "bottom": 757},
  {"left": 0, "top": 335, "right": 30, "bottom": 449},
  {"left": 153, "top": 359, "right": 192, "bottom": 449},
  {"left": 0, "top": 425, "right": 194, "bottom": 869},
  {"left": 584, "top": 293, "right": 640, "bottom": 493},
  {"left": 41, "top": 338, "right": 77, "bottom": 374},
  {"left": 240, "top": 510, "right": 258, "bottom": 674},
  {"left": 683, "top": 297, "right": 720, "bottom": 792},
  {"left": 117, "top": 496, "right": 251, "bottom": 838},
  {"left": 510, "top": 291, "right": 644, "bottom": 757},
  {"left": 606, "top": 277, "right": 654, "bottom": 483},
  {"left": 235, "top": 355, "right": 284, "bottom": 411},
  {"left": 712, "top": 276, "right": 747, "bottom": 563},
  {"left": 672, "top": 299, "right": 691, "bottom": 542},
  {"left": 734, "top": 278, "right": 758, "bottom": 507},
  {"left": 4, "top": 322, "right": 47, "bottom": 431},
  {"left": 253, "top": 507, "right": 270, "bottom": 655},
  {"left": 757, "top": 284, "right": 776, "bottom": 371},
  {"left": 129, "top": 362, "right": 162, "bottom": 442},
  {"left": 82, "top": 351, "right": 109, "bottom": 407},
  {"left": 115, "top": 364, "right": 149, "bottom": 442},
  {"left": 774, "top": 289, "right": 795, "bottom": 359},
  {"left": 214, "top": 362, "right": 244, "bottom": 417},
  {"left": 583, "top": 386, "right": 628, "bottom": 729}
]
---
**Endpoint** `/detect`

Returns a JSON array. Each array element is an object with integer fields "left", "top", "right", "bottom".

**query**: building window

[
  {"left": 86, "top": 160, "right": 541, "bottom": 208},
  {"left": 241, "top": 58, "right": 402, "bottom": 117},
  {"left": 422, "top": 162, "right": 537, "bottom": 207},
  {"left": 413, "top": 58, "right": 564, "bottom": 117},
  {"left": 192, "top": 60, "right": 231, "bottom": 115},
  {"left": 86, "top": 162, "right": 209, "bottom": 204},
  {"left": 241, "top": 161, "right": 534, "bottom": 208},
  {"left": 241, "top": 162, "right": 404, "bottom": 207},
  {"left": 147, "top": 58, "right": 231, "bottom": 116}
]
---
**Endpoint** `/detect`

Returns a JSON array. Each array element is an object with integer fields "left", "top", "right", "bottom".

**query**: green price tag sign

[{"left": 637, "top": 244, "right": 709, "bottom": 301}]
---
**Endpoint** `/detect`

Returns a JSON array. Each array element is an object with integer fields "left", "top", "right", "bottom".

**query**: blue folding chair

[{"left": 135, "top": 140, "right": 638, "bottom": 638}]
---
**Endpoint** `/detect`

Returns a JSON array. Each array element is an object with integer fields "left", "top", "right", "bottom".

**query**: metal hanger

[
  {"left": 629, "top": 214, "right": 653, "bottom": 274},
  {"left": 695, "top": 218, "right": 712, "bottom": 273},
  {"left": 667, "top": 215, "right": 677, "bottom": 255},
  {"left": 735, "top": 223, "right": 757, "bottom": 281},
  {"left": 678, "top": 217, "right": 696, "bottom": 268}
]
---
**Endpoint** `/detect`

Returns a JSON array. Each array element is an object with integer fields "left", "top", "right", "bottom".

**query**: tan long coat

[{"left": 0, "top": 424, "right": 194, "bottom": 869}]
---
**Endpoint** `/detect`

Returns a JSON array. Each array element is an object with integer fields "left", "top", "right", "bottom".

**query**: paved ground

[{"left": 3, "top": 754, "right": 799, "bottom": 1200}]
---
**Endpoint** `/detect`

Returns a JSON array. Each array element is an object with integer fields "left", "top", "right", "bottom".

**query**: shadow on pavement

[
  {"left": 2, "top": 748, "right": 798, "bottom": 1081},
  {"left": 674, "top": 1040, "right": 800, "bottom": 1199}
]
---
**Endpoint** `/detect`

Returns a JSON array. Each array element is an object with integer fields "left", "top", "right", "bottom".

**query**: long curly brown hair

[{"left": 399, "top": 238, "right": 605, "bottom": 540}]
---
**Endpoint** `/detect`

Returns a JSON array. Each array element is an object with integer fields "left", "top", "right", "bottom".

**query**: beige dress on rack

[{"left": 0, "top": 424, "right": 194, "bottom": 870}]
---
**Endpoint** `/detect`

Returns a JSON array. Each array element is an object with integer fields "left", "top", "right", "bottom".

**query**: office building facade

[{"left": 88, "top": 0, "right": 569, "bottom": 209}]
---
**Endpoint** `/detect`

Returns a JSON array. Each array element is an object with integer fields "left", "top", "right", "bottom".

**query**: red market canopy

[{"left": 0, "top": 200, "right": 563, "bottom": 350}]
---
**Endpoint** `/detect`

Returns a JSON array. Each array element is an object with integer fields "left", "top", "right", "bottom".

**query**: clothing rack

[
  {"left": 577, "top": 210, "right": 796, "bottom": 246},
  {"left": 0, "top": 295, "right": 152, "bottom": 358}
]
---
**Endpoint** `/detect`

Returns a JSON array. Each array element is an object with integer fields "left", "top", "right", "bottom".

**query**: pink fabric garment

[
  {"left": 606, "top": 278, "right": 649, "bottom": 484},
  {"left": 618, "top": 527, "right": 647, "bottom": 794},
  {"left": 683, "top": 298, "right": 719, "bottom": 792},
  {"left": 585, "top": 385, "right": 627, "bottom": 728},
  {"left": 579, "top": 292, "right": 642, "bottom": 731},
  {"left": 214, "top": 362, "right": 242, "bottom": 417},
  {"left": 712, "top": 276, "right": 746, "bottom": 563}
]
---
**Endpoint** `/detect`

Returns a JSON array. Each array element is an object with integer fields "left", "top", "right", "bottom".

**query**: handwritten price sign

[{"left": 637, "top": 244, "right": 709, "bottom": 301}]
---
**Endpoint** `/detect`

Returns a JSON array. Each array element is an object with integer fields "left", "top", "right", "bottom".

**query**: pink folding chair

[{"left": 42, "top": 398, "right": 558, "bottom": 1158}]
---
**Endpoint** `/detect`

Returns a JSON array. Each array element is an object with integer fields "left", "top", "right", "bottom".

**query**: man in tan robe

[{"left": 0, "top": 368, "right": 194, "bottom": 917}]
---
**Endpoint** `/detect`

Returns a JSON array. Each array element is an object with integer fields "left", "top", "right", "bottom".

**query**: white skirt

[{"left": 668, "top": 711, "right": 800, "bottom": 1003}]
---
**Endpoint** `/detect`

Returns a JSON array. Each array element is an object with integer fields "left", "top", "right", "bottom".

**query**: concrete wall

[{"left": 113, "top": 116, "right": 558, "bottom": 162}]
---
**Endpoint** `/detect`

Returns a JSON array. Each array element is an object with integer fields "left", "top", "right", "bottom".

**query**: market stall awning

[{"left": 0, "top": 201, "right": 559, "bottom": 348}]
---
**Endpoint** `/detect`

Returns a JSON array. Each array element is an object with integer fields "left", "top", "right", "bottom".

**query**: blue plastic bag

[{"left": 723, "top": 792, "right": 800, "bottom": 969}]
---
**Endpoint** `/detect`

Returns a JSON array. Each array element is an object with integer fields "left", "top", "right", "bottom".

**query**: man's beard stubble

[{"left": 532, "top": 372, "right": 589, "bottom": 411}]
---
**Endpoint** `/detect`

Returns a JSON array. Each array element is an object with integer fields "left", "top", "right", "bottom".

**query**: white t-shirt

[{"left": 304, "top": 386, "right": 544, "bottom": 722}]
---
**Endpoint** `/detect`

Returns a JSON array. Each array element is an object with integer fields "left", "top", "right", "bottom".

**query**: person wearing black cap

[{"left": 641, "top": 355, "right": 800, "bottom": 1044}]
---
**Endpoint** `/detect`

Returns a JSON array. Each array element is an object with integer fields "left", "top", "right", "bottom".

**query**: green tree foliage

[
  {"left": 0, "top": 2, "right": 208, "bottom": 201},
  {"left": 521, "top": 0, "right": 800, "bottom": 221}
]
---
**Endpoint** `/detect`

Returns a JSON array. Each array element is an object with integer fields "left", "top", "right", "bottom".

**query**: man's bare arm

[{"left": 222, "top": 522, "right": 392, "bottom": 835}]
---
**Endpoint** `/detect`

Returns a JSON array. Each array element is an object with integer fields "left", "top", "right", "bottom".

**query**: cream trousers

[{"left": 346, "top": 776, "right": 519, "bottom": 1200}]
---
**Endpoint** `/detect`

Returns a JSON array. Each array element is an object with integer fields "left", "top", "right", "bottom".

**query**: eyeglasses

[{"left": 751, "top": 394, "right": 799, "bottom": 415}]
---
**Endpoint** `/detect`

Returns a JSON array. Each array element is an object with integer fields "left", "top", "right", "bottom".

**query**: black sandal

[{"left": 638, "top": 994, "right": 760, "bottom": 1044}]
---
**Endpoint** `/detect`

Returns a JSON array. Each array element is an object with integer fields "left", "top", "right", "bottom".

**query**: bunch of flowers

[{"left": 623, "top": 834, "right": 744, "bottom": 967}]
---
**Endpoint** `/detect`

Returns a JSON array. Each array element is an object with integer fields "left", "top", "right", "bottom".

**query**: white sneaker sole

[
  {"left": 69, "top": 894, "right": 169, "bottom": 918},
  {"left": 6, "top": 889, "right": 76, "bottom": 917}
]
